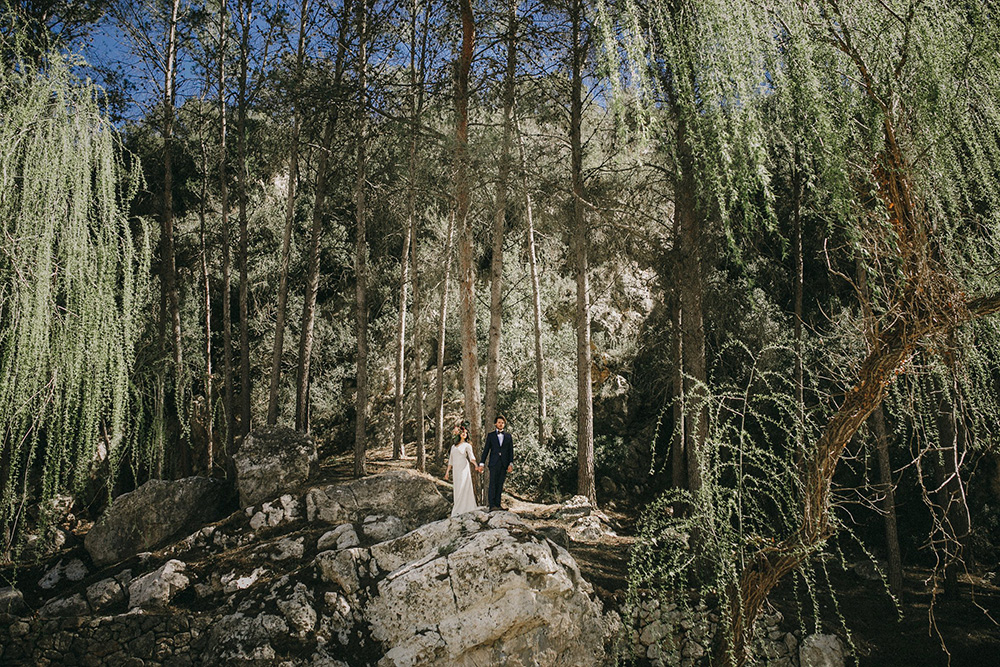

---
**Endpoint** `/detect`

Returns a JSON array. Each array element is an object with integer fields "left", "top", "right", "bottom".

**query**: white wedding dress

[{"left": 449, "top": 442, "right": 478, "bottom": 516}]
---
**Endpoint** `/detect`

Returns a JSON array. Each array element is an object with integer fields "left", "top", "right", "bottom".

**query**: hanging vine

[{"left": 0, "top": 41, "right": 150, "bottom": 557}]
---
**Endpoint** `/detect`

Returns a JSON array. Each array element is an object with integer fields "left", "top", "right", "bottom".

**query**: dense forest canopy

[{"left": 2, "top": 0, "right": 1000, "bottom": 662}]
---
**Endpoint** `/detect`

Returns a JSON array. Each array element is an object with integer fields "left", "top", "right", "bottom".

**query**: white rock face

[
  {"left": 358, "top": 513, "right": 606, "bottom": 666},
  {"left": 318, "top": 524, "right": 360, "bottom": 551},
  {"left": 800, "top": 633, "right": 845, "bottom": 667},
  {"left": 85, "top": 477, "right": 232, "bottom": 566},
  {"left": 38, "top": 593, "right": 88, "bottom": 617},
  {"left": 128, "top": 559, "right": 190, "bottom": 609},
  {"left": 555, "top": 495, "right": 594, "bottom": 519},
  {"left": 85, "top": 570, "right": 131, "bottom": 613},
  {"left": 362, "top": 515, "right": 406, "bottom": 543},
  {"left": 235, "top": 426, "right": 317, "bottom": 508},
  {"left": 305, "top": 471, "right": 450, "bottom": 530}
]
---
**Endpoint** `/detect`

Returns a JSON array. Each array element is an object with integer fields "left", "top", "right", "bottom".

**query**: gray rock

[
  {"left": 569, "top": 515, "right": 607, "bottom": 542},
  {"left": 800, "top": 633, "right": 845, "bottom": 667},
  {"left": 128, "top": 559, "right": 190, "bottom": 609},
  {"left": 38, "top": 560, "right": 64, "bottom": 590},
  {"left": 0, "top": 586, "right": 26, "bottom": 615},
  {"left": 38, "top": 593, "right": 88, "bottom": 617},
  {"left": 363, "top": 512, "right": 606, "bottom": 666},
  {"left": 271, "top": 537, "right": 305, "bottom": 561},
  {"left": 64, "top": 558, "right": 88, "bottom": 582},
  {"left": 555, "top": 494, "right": 593, "bottom": 519},
  {"left": 316, "top": 549, "right": 365, "bottom": 595},
  {"left": 203, "top": 612, "right": 288, "bottom": 662},
  {"left": 85, "top": 477, "right": 233, "bottom": 566},
  {"left": 361, "top": 514, "right": 406, "bottom": 543},
  {"left": 305, "top": 470, "right": 449, "bottom": 530},
  {"left": 536, "top": 525, "right": 570, "bottom": 550},
  {"left": 317, "top": 524, "right": 359, "bottom": 551},
  {"left": 277, "top": 583, "right": 316, "bottom": 637},
  {"left": 86, "top": 573, "right": 130, "bottom": 613},
  {"left": 234, "top": 426, "right": 317, "bottom": 508}
]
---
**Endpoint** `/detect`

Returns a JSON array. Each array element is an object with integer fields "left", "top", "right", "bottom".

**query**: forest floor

[{"left": 333, "top": 442, "right": 1000, "bottom": 666}]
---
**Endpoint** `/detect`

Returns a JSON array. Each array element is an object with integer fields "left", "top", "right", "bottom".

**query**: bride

[{"left": 444, "top": 424, "right": 479, "bottom": 516}]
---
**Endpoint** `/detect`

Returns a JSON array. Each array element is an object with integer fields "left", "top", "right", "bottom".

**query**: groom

[{"left": 479, "top": 415, "right": 513, "bottom": 511}]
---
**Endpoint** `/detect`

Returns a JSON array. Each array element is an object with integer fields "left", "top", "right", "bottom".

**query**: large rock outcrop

[
  {"left": 306, "top": 469, "right": 450, "bottom": 529},
  {"left": 84, "top": 476, "right": 234, "bottom": 566},
  {"left": 235, "top": 426, "right": 318, "bottom": 507},
  {"left": 4, "top": 471, "right": 609, "bottom": 666},
  {"left": 361, "top": 512, "right": 607, "bottom": 666}
]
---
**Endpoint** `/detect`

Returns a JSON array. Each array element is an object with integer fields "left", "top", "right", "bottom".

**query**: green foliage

[{"left": 0, "top": 47, "right": 150, "bottom": 553}]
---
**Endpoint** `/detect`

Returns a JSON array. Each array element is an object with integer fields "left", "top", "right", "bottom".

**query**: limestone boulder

[
  {"left": 321, "top": 510, "right": 606, "bottom": 666},
  {"left": 128, "top": 559, "right": 190, "bottom": 609},
  {"left": 85, "top": 476, "right": 234, "bottom": 566},
  {"left": 0, "top": 586, "right": 26, "bottom": 615},
  {"left": 800, "top": 633, "right": 845, "bottom": 667},
  {"left": 235, "top": 426, "right": 317, "bottom": 508},
  {"left": 305, "top": 470, "right": 449, "bottom": 530}
]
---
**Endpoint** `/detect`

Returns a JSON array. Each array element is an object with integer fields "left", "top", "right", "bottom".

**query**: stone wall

[
  {"left": 2, "top": 613, "right": 213, "bottom": 667},
  {"left": 626, "top": 597, "right": 806, "bottom": 667}
]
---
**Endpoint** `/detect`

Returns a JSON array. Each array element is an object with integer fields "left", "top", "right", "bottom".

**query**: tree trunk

[
  {"left": 236, "top": 0, "right": 252, "bottom": 440},
  {"left": 219, "top": 0, "right": 236, "bottom": 460},
  {"left": 870, "top": 405, "right": 903, "bottom": 594},
  {"left": 197, "top": 128, "right": 214, "bottom": 475},
  {"left": 934, "top": 356, "right": 972, "bottom": 599},
  {"left": 353, "top": 0, "right": 369, "bottom": 477},
  {"left": 857, "top": 245, "right": 903, "bottom": 594},
  {"left": 408, "top": 0, "right": 430, "bottom": 472},
  {"left": 267, "top": 0, "right": 309, "bottom": 426},
  {"left": 671, "top": 287, "right": 685, "bottom": 489},
  {"left": 484, "top": 0, "right": 517, "bottom": 430},
  {"left": 675, "top": 112, "right": 707, "bottom": 495},
  {"left": 455, "top": 0, "right": 482, "bottom": 467},
  {"left": 393, "top": 195, "right": 412, "bottom": 461},
  {"left": 434, "top": 210, "right": 456, "bottom": 462},
  {"left": 515, "top": 117, "right": 547, "bottom": 449},
  {"left": 570, "top": 0, "right": 595, "bottom": 503},
  {"left": 294, "top": 0, "right": 350, "bottom": 434},
  {"left": 163, "top": 0, "right": 187, "bottom": 476}
]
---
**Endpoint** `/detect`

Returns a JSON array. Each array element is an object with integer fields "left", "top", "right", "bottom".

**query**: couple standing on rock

[{"left": 443, "top": 416, "right": 514, "bottom": 516}]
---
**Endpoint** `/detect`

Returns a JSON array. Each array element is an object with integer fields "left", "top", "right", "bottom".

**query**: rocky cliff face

[{"left": 0, "top": 470, "right": 609, "bottom": 666}]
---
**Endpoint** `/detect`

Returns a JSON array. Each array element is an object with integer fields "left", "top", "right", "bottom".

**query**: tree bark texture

[
  {"left": 933, "top": 358, "right": 971, "bottom": 599},
  {"left": 266, "top": 0, "right": 309, "bottom": 426},
  {"left": 515, "top": 117, "right": 547, "bottom": 449},
  {"left": 455, "top": 0, "right": 482, "bottom": 466},
  {"left": 294, "top": 0, "right": 350, "bottom": 433},
  {"left": 393, "top": 194, "right": 412, "bottom": 461},
  {"left": 236, "top": 0, "right": 252, "bottom": 439},
  {"left": 674, "top": 111, "right": 707, "bottom": 495},
  {"left": 353, "top": 0, "right": 370, "bottom": 477},
  {"left": 218, "top": 0, "right": 236, "bottom": 459},
  {"left": 870, "top": 405, "right": 903, "bottom": 594},
  {"left": 570, "top": 0, "right": 595, "bottom": 503},
  {"left": 408, "top": 0, "right": 430, "bottom": 472},
  {"left": 434, "top": 210, "right": 456, "bottom": 462},
  {"left": 484, "top": 0, "right": 517, "bottom": 430},
  {"left": 163, "top": 0, "right": 187, "bottom": 476},
  {"left": 197, "top": 130, "right": 214, "bottom": 475}
]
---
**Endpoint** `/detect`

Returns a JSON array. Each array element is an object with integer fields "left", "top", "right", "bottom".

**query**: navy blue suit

[{"left": 481, "top": 429, "right": 513, "bottom": 509}]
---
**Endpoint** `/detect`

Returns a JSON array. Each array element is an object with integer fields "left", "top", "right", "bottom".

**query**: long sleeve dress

[{"left": 449, "top": 442, "right": 478, "bottom": 516}]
